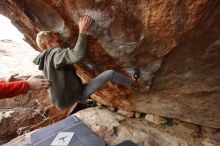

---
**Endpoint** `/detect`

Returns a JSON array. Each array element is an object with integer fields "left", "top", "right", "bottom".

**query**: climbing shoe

[{"left": 132, "top": 68, "right": 140, "bottom": 83}]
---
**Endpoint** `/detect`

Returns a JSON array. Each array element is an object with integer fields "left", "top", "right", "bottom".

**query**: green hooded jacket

[{"left": 33, "top": 34, "right": 87, "bottom": 110}]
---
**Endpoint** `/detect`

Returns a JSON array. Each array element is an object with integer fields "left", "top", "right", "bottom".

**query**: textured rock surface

[
  {"left": 0, "top": 0, "right": 220, "bottom": 128},
  {"left": 145, "top": 114, "right": 168, "bottom": 125}
]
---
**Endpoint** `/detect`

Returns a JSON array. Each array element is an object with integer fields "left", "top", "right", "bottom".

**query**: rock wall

[{"left": 0, "top": 0, "right": 219, "bottom": 128}]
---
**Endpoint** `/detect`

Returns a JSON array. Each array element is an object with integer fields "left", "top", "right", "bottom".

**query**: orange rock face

[{"left": 0, "top": 0, "right": 220, "bottom": 128}]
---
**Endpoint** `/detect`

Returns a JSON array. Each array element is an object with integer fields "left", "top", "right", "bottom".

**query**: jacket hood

[{"left": 33, "top": 50, "right": 48, "bottom": 70}]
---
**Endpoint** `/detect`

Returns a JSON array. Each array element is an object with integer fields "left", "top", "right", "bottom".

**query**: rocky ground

[{"left": 2, "top": 106, "right": 220, "bottom": 146}]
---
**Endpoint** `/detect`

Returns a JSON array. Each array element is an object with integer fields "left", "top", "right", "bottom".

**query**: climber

[
  {"left": 0, "top": 73, "right": 51, "bottom": 99},
  {"left": 33, "top": 15, "right": 139, "bottom": 111}
]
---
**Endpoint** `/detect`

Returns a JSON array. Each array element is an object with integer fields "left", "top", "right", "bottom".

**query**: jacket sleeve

[
  {"left": 53, "top": 34, "right": 88, "bottom": 68},
  {"left": 0, "top": 80, "right": 28, "bottom": 99}
]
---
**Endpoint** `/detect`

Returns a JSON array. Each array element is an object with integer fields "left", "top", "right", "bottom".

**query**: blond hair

[{"left": 36, "top": 31, "right": 54, "bottom": 50}]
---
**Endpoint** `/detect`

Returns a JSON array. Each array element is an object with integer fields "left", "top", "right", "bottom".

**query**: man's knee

[{"left": 103, "top": 69, "right": 115, "bottom": 76}]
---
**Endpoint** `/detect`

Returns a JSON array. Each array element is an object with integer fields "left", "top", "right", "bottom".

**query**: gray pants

[{"left": 82, "top": 70, "right": 133, "bottom": 101}]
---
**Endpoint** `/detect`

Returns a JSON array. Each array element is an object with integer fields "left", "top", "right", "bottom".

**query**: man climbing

[
  {"left": 0, "top": 74, "right": 51, "bottom": 99},
  {"left": 33, "top": 16, "right": 138, "bottom": 111}
]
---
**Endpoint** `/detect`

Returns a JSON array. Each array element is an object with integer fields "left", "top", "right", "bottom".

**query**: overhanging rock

[{"left": 0, "top": 0, "right": 219, "bottom": 128}]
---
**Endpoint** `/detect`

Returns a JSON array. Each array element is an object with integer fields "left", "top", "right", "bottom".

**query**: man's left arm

[{"left": 53, "top": 16, "right": 92, "bottom": 67}]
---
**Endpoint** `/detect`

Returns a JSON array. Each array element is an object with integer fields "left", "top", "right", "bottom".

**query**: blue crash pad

[{"left": 31, "top": 115, "right": 105, "bottom": 146}]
